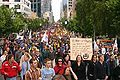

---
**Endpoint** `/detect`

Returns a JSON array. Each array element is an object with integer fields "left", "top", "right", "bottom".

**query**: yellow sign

[{"left": 70, "top": 38, "right": 93, "bottom": 60}]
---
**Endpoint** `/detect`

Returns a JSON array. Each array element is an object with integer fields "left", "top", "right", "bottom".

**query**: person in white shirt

[{"left": 0, "top": 51, "right": 8, "bottom": 63}]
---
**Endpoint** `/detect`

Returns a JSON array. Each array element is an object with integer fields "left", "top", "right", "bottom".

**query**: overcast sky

[{"left": 52, "top": 0, "right": 67, "bottom": 22}]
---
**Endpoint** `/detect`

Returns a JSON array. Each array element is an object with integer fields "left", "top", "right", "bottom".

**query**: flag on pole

[
  {"left": 94, "top": 40, "right": 99, "bottom": 51},
  {"left": 13, "top": 33, "right": 23, "bottom": 40},
  {"left": 41, "top": 31, "right": 48, "bottom": 43},
  {"left": 29, "top": 30, "right": 32, "bottom": 39},
  {"left": 113, "top": 38, "right": 118, "bottom": 51}
]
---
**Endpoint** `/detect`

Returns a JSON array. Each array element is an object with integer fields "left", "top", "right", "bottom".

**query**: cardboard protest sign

[{"left": 70, "top": 38, "right": 93, "bottom": 60}]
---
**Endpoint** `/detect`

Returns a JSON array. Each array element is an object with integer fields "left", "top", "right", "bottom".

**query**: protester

[
  {"left": 95, "top": 54, "right": 108, "bottom": 80},
  {"left": 21, "top": 53, "right": 30, "bottom": 80},
  {"left": 5, "top": 47, "right": 12, "bottom": 55},
  {"left": 0, "top": 54, "right": 21, "bottom": 80},
  {"left": 41, "top": 58, "right": 55, "bottom": 80},
  {"left": 14, "top": 45, "right": 23, "bottom": 64},
  {"left": 112, "top": 60, "right": 120, "bottom": 80},
  {"left": 115, "top": 54, "right": 120, "bottom": 66},
  {"left": 63, "top": 66, "right": 78, "bottom": 80},
  {"left": 42, "top": 45, "right": 50, "bottom": 60},
  {"left": 87, "top": 54, "right": 98, "bottom": 80},
  {"left": 56, "top": 47, "right": 63, "bottom": 58},
  {"left": 20, "top": 52, "right": 31, "bottom": 66},
  {"left": 25, "top": 59, "right": 41, "bottom": 80},
  {"left": 54, "top": 57, "right": 66, "bottom": 75},
  {"left": 72, "top": 55, "right": 86, "bottom": 80},
  {"left": 52, "top": 75, "right": 66, "bottom": 80},
  {"left": 0, "top": 23, "right": 120, "bottom": 80},
  {"left": 0, "top": 51, "right": 8, "bottom": 63},
  {"left": 63, "top": 54, "right": 71, "bottom": 67},
  {"left": 48, "top": 47, "right": 56, "bottom": 67},
  {"left": 106, "top": 54, "right": 116, "bottom": 80}
]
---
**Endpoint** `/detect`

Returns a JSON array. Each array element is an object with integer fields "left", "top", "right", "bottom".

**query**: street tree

[{"left": 0, "top": 5, "right": 13, "bottom": 36}]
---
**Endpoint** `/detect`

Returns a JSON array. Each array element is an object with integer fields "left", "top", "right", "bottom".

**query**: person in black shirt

[
  {"left": 112, "top": 60, "right": 120, "bottom": 80},
  {"left": 87, "top": 54, "right": 98, "bottom": 80},
  {"left": 72, "top": 55, "right": 86, "bottom": 80},
  {"left": 106, "top": 54, "right": 116, "bottom": 80},
  {"left": 95, "top": 54, "right": 108, "bottom": 80}
]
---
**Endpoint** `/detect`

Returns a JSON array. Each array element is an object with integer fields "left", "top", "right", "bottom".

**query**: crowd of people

[{"left": 0, "top": 26, "right": 120, "bottom": 80}]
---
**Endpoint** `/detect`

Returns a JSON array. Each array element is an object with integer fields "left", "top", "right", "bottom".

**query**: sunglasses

[{"left": 58, "top": 61, "right": 62, "bottom": 62}]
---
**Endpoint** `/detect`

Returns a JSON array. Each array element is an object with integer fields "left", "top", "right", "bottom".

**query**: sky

[
  {"left": 52, "top": 0, "right": 62, "bottom": 22},
  {"left": 52, "top": 0, "right": 67, "bottom": 22},
  {"left": 63, "top": 0, "right": 67, "bottom": 5}
]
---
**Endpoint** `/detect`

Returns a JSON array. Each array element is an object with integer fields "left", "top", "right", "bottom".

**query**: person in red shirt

[
  {"left": 0, "top": 54, "right": 21, "bottom": 80},
  {"left": 54, "top": 57, "right": 66, "bottom": 75}
]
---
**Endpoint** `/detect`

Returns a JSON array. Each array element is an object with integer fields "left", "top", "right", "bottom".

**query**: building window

[
  {"left": 69, "top": 8, "right": 71, "bottom": 10},
  {"left": 69, "top": 5, "right": 72, "bottom": 7},
  {"left": 34, "top": 9, "right": 36, "bottom": 12},
  {"left": 27, "top": 3, "right": 29, "bottom": 7},
  {"left": 38, "top": 3, "right": 41, "bottom": 14},
  {"left": 31, "top": 4, "right": 33, "bottom": 9},
  {"left": 30, "top": 0, "right": 33, "bottom": 2},
  {"left": 14, "top": 4, "right": 20, "bottom": 9},
  {"left": 14, "top": 0, "right": 20, "bottom": 2},
  {"left": 3, "top": 0, "right": 8, "bottom": 1},
  {"left": 69, "top": 2, "right": 72, "bottom": 4},
  {"left": 34, "top": 4, "right": 36, "bottom": 9}
]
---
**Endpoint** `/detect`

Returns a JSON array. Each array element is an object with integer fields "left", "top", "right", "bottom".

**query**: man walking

[{"left": 0, "top": 54, "right": 21, "bottom": 80}]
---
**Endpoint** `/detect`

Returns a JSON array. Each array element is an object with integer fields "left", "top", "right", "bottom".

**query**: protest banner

[{"left": 70, "top": 38, "right": 93, "bottom": 60}]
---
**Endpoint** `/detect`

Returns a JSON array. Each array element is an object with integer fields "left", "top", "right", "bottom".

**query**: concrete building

[
  {"left": 67, "top": 0, "right": 76, "bottom": 19},
  {"left": 41, "top": 0, "right": 51, "bottom": 16},
  {"left": 0, "top": 0, "right": 31, "bottom": 16},
  {"left": 30, "top": 0, "right": 41, "bottom": 17},
  {"left": 41, "top": 0, "right": 53, "bottom": 23},
  {"left": 63, "top": 0, "right": 67, "bottom": 18}
]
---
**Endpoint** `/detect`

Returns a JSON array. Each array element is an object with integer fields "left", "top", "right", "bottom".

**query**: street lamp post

[
  {"left": 40, "top": 23, "right": 42, "bottom": 27},
  {"left": 93, "top": 25, "right": 95, "bottom": 41},
  {"left": 65, "top": 20, "right": 68, "bottom": 25}
]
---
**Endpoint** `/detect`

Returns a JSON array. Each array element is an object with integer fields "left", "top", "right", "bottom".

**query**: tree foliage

[
  {"left": 0, "top": 5, "right": 47, "bottom": 37},
  {"left": 61, "top": 0, "right": 120, "bottom": 38},
  {"left": 27, "top": 18, "right": 47, "bottom": 31},
  {"left": 105, "top": 0, "right": 120, "bottom": 37},
  {"left": 0, "top": 5, "right": 12, "bottom": 36}
]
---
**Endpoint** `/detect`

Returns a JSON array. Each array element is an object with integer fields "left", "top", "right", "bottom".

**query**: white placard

[{"left": 70, "top": 38, "right": 93, "bottom": 60}]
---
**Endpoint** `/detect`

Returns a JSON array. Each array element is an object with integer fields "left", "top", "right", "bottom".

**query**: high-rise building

[
  {"left": 63, "top": 0, "right": 67, "bottom": 18},
  {"left": 41, "top": 0, "right": 51, "bottom": 16},
  {"left": 30, "top": 0, "right": 41, "bottom": 17},
  {"left": 67, "top": 0, "right": 76, "bottom": 19},
  {"left": 0, "top": 0, "right": 31, "bottom": 16},
  {"left": 41, "top": 0, "right": 53, "bottom": 23}
]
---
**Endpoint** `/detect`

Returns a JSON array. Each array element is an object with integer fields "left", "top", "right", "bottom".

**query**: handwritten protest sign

[{"left": 70, "top": 38, "right": 93, "bottom": 60}]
